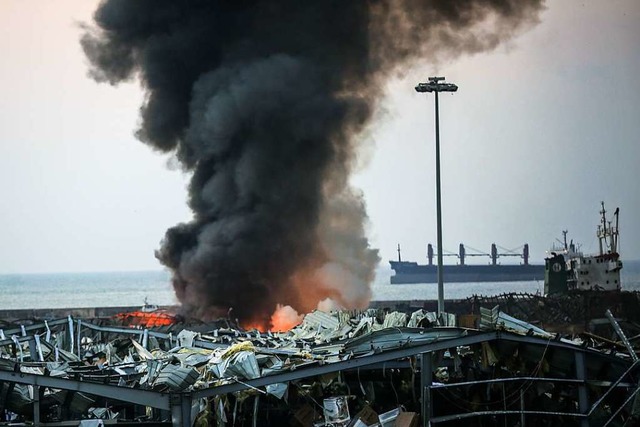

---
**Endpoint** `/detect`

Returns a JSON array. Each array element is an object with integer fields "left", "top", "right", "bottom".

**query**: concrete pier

[{"left": 0, "top": 305, "right": 176, "bottom": 321}]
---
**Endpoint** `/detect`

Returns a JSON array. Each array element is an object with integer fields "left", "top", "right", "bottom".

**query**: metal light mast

[{"left": 415, "top": 77, "right": 458, "bottom": 316}]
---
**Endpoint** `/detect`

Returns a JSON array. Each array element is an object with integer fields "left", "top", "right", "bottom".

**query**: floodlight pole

[
  {"left": 415, "top": 77, "right": 458, "bottom": 317},
  {"left": 434, "top": 88, "right": 444, "bottom": 316}
]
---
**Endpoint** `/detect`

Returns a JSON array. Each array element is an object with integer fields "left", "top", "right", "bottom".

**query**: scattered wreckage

[{"left": 1, "top": 304, "right": 640, "bottom": 426}]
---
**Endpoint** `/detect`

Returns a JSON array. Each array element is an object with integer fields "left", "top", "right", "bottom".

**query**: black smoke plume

[{"left": 82, "top": 0, "right": 544, "bottom": 326}]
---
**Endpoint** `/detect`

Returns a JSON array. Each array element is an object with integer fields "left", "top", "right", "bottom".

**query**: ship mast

[
  {"left": 597, "top": 202, "right": 621, "bottom": 255},
  {"left": 613, "top": 207, "right": 620, "bottom": 253},
  {"left": 598, "top": 202, "right": 607, "bottom": 255}
]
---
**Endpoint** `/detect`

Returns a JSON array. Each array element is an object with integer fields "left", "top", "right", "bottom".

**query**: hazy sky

[{"left": 1, "top": 0, "right": 639, "bottom": 274}]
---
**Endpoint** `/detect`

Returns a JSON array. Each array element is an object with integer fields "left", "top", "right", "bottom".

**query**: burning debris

[
  {"left": 1, "top": 303, "right": 640, "bottom": 426},
  {"left": 81, "top": 0, "right": 545, "bottom": 326}
]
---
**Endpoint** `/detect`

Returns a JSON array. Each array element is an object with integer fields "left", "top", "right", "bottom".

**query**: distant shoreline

[
  {"left": 0, "top": 269, "right": 170, "bottom": 277},
  {"left": 2, "top": 259, "right": 640, "bottom": 277}
]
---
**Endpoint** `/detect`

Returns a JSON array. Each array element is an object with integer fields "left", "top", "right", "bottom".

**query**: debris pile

[
  {"left": 465, "top": 291, "right": 640, "bottom": 330},
  {"left": 1, "top": 307, "right": 639, "bottom": 426},
  {"left": 373, "top": 291, "right": 640, "bottom": 334}
]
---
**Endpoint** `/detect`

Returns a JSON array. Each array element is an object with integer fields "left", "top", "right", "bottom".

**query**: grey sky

[{"left": 0, "top": 0, "right": 638, "bottom": 274}]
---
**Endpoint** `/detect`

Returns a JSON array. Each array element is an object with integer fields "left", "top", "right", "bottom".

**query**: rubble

[{"left": 1, "top": 306, "right": 639, "bottom": 426}]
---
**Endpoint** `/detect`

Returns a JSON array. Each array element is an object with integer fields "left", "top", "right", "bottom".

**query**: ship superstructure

[{"left": 545, "top": 202, "right": 623, "bottom": 294}]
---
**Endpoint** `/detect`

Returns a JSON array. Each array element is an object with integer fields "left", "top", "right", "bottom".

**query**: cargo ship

[{"left": 389, "top": 243, "right": 544, "bottom": 284}]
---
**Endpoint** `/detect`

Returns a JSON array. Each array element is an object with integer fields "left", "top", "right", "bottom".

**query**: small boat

[{"left": 140, "top": 297, "right": 159, "bottom": 313}]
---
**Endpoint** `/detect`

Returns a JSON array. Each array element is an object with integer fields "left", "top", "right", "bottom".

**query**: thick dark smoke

[{"left": 82, "top": 0, "right": 544, "bottom": 326}]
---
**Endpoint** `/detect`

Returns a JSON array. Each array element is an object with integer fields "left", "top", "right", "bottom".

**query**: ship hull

[{"left": 389, "top": 261, "right": 545, "bottom": 284}]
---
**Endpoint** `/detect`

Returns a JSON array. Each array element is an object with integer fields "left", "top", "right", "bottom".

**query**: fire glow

[
  {"left": 242, "top": 305, "right": 304, "bottom": 332},
  {"left": 114, "top": 311, "right": 176, "bottom": 328}
]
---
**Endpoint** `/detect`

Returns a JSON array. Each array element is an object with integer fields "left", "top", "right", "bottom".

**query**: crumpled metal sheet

[
  {"left": 344, "top": 327, "right": 468, "bottom": 355},
  {"left": 130, "top": 338, "right": 154, "bottom": 360},
  {"left": 382, "top": 311, "right": 408, "bottom": 328},
  {"left": 266, "top": 382, "right": 288, "bottom": 399},
  {"left": 300, "top": 310, "right": 340, "bottom": 330},
  {"left": 225, "top": 350, "right": 260, "bottom": 380},
  {"left": 78, "top": 420, "right": 105, "bottom": 427},
  {"left": 177, "top": 329, "right": 200, "bottom": 347},
  {"left": 350, "top": 316, "right": 380, "bottom": 339},
  {"left": 172, "top": 346, "right": 213, "bottom": 367},
  {"left": 407, "top": 309, "right": 429, "bottom": 327},
  {"left": 153, "top": 364, "right": 200, "bottom": 391},
  {"left": 258, "top": 355, "right": 285, "bottom": 376},
  {"left": 480, "top": 305, "right": 553, "bottom": 338},
  {"left": 288, "top": 310, "right": 354, "bottom": 343},
  {"left": 208, "top": 356, "right": 228, "bottom": 379},
  {"left": 89, "top": 406, "right": 120, "bottom": 420}
]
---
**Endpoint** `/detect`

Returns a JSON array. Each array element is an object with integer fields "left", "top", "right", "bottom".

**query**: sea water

[
  {"left": 0, "top": 270, "right": 176, "bottom": 309},
  {"left": 1, "top": 261, "right": 640, "bottom": 310}
]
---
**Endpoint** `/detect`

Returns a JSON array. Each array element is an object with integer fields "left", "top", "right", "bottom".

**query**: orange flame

[
  {"left": 113, "top": 311, "right": 176, "bottom": 328},
  {"left": 241, "top": 321, "right": 268, "bottom": 332},
  {"left": 240, "top": 304, "right": 303, "bottom": 332}
]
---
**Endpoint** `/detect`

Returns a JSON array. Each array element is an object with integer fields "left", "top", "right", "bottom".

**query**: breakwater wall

[
  {"left": 0, "top": 305, "right": 177, "bottom": 321},
  {"left": 0, "top": 302, "right": 429, "bottom": 322}
]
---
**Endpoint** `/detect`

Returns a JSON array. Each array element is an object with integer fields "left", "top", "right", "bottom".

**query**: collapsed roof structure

[{"left": 1, "top": 306, "right": 639, "bottom": 426}]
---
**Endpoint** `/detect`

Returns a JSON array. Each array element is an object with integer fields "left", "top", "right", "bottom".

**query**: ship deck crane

[
  {"left": 396, "top": 243, "right": 533, "bottom": 266},
  {"left": 423, "top": 243, "right": 532, "bottom": 265}
]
